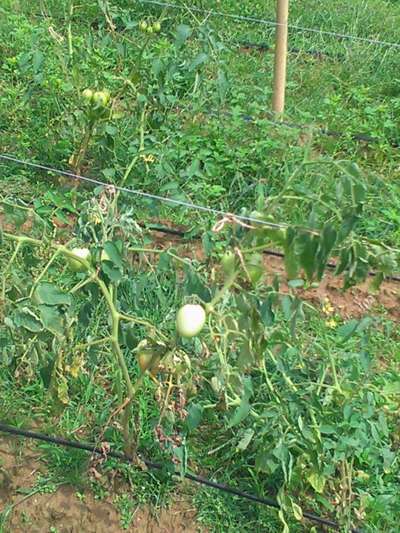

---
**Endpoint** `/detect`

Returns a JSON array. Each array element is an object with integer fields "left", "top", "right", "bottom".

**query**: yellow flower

[
  {"left": 325, "top": 319, "right": 337, "bottom": 329},
  {"left": 322, "top": 298, "right": 335, "bottom": 316},
  {"left": 140, "top": 154, "right": 156, "bottom": 163}
]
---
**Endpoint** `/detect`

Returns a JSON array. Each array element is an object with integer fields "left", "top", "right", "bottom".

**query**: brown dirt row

[{"left": 0, "top": 438, "right": 204, "bottom": 533}]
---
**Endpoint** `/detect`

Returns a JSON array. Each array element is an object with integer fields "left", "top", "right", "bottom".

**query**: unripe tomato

[
  {"left": 82, "top": 88, "right": 94, "bottom": 102},
  {"left": 68, "top": 248, "right": 91, "bottom": 272},
  {"left": 139, "top": 20, "right": 148, "bottom": 32},
  {"left": 93, "top": 90, "right": 110, "bottom": 107},
  {"left": 176, "top": 304, "right": 206, "bottom": 338},
  {"left": 221, "top": 251, "right": 236, "bottom": 277},
  {"left": 153, "top": 21, "right": 161, "bottom": 33},
  {"left": 246, "top": 254, "right": 263, "bottom": 284},
  {"left": 146, "top": 26, "right": 154, "bottom": 34}
]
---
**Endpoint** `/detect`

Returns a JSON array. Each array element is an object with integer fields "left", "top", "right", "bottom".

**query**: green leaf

[
  {"left": 101, "top": 262, "right": 123, "bottom": 283},
  {"left": 228, "top": 378, "right": 253, "bottom": 428},
  {"left": 32, "top": 49, "right": 44, "bottom": 73},
  {"left": 189, "top": 52, "right": 208, "bottom": 71},
  {"left": 103, "top": 241, "right": 123, "bottom": 268},
  {"left": 260, "top": 297, "right": 275, "bottom": 326},
  {"left": 175, "top": 24, "right": 192, "bottom": 49},
  {"left": 78, "top": 301, "right": 93, "bottom": 328},
  {"left": 228, "top": 399, "right": 250, "bottom": 428},
  {"left": 4, "top": 203, "right": 28, "bottom": 229},
  {"left": 39, "top": 305, "right": 64, "bottom": 336},
  {"left": 307, "top": 472, "right": 326, "bottom": 494},
  {"left": 123, "top": 323, "right": 137, "bottom": 350},
  {"left": 352, "top": 181, "right": 366, "bottom": 206},
  {"left": 281, "top": 295, "right": 293, "bottom": 320},
  {"left": 382, "top": 381, "right": 400, "bottom": 395},
  {"left": 337, "top": 319, "right": 359, "bottom": 341},
  {"left": 33, "top": 283, "right": 72, "bottom": 306},
  {"left": 316, "top": 224, "right": 337, "bottom": 280},
  {"left": 287, "top": 279, "right": 304, "bottom": 289},
  {"left": 238, "top": 339, "right": 254, "bottom": 370},
  {"left": 284, "top": 227, "right": 299, "bottom": 279},
  {"left": 185, "top": 403, "right": 203, "bottom": 433},
  {"left": 320, "top": 424, "right": 336, "bottom": 435},
  {"left": 337, "top": 161, "right": 362, "bottom": 180},
  {"left": 337, "top": 212, "right": 359, "bottom": 242},
  {"left": 184, "top": 267, "right": 211, "bottom": 302},
  {"left": 297, "top": 233, "right": 319, "bottom": 281},
  {"left": 236, "top": 429, "right": 254, "bottom": 451},
  {"left": 14, "top": 308, "right": 43, "bottom": 332},
  {"left": 335, "top": 247, "right": 351, "bottom": 275}
]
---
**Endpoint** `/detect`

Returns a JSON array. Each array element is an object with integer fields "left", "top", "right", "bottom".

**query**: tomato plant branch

[
  {"left": 1, "top": 241, "right": 22, "bottom": 301},
  {"left": 210, "top": 271, "right": 239, "bottom": 308},
  {"left": 29, "top": 250, "right": 61, "bottom": 298},
  {"left": 75, "top": 337, "right": 111, "bottom": 351},
  {"left": 69, "top": 273, "right": 97, "bottom": 294}
]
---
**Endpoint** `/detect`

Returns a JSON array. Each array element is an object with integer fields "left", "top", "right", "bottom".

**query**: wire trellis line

[
  {"left": 138, "top": 0, "right": 400, "bottom": 50},
  {"left": 0, "top": 153, "right": 286, "bottom": 231},
  {"left": 2, "top": 153, "right": 400, "bottom": 282}
]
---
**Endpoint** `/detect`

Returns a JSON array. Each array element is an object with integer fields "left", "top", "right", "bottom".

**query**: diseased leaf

[
  {"left": 34, "top": 283, "right": 72, "bottom": 306},
  {"left": 236, "top": 429, "right": 254, "bottom": 451},
  {"left": 307, "top": 472, "right": 326, "bottom": 494},
  {"left": 39, "top": 305, "right": 64, "bottom": 336},
  {"left": 14, "top": 308, "right": 43, "bottom": 332}
]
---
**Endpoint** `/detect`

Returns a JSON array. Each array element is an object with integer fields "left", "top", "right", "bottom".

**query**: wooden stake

[{"left": 272, "top": 0, "right": 289, "bottom": 115}]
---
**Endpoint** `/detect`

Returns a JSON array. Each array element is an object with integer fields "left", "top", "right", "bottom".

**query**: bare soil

[
  {"left": 0, "top": 439, "right": 204, "bottom": 533},
  {"left": 262, "top": 254, "right": 399, "bottom": 321}
]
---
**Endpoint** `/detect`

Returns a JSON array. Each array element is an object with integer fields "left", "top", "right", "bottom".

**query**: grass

[{"left": 1, "top": 1, "right": 400, "bottom": 532}]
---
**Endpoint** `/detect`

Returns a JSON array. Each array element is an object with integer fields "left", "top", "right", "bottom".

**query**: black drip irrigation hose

[
  {"left": 0, "top": 423, "right": 364, "bottom": 532},
  {"left": 147, "top": 223, "right": 400, "bottom": 283}
]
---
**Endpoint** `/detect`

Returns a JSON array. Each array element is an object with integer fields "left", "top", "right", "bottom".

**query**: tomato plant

[{"left": 1, "top": 159, "right": 398, "bottom": 527}]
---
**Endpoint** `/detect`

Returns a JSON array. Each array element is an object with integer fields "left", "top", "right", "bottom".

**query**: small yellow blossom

[
  {"left": 140, "top": 154, "right": 156, "bottom": 163},
  {"left": 322, "top": 297, "right": 335, "bottom": 316},
  {"left": 325, "top": 318, "right": 337, "bottom": 329}
]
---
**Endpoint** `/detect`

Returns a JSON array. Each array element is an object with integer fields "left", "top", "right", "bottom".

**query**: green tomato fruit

[
  {"left": 176, "top": 304, "right": 206, "bottom": 338},
  {"left": 153, "top": 21, "right": 161, "bottom": 33},
  {"left": 82, "top": 88, "right": 94, "bottom": 102},
  {"left": 221, "top": 251, "right": 236, "bottom": 277},
  {"left": 247, "top": 254, "right": 264, "bottom": 284},
  {"left": 146, "top": 25, "right": 154, "bottom": 34},
  {"left": 93, "top": 90, "right": 110, "bottom": 107},
  {"left": 139, "top": 20, "right": 148, "bottom": 31},
  {"left": 68, "top": 248, "right": 91, "bottom": 272}
]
